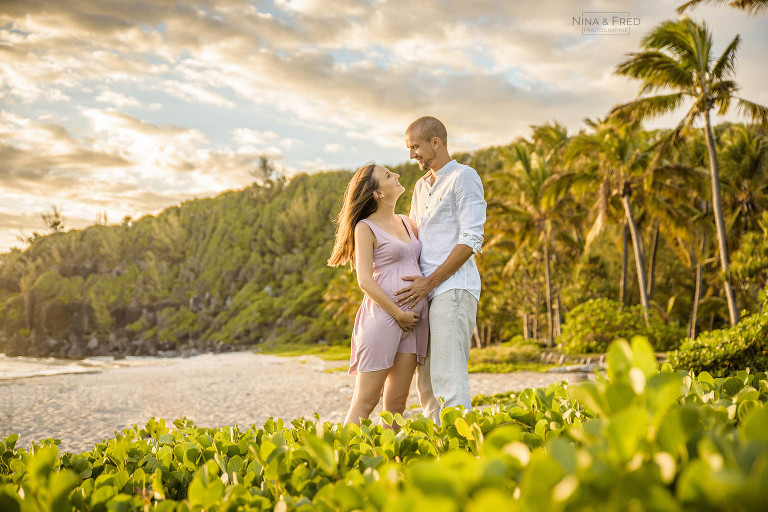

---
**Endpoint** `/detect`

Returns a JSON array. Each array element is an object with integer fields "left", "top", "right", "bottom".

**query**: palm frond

[
  {"left": 736, "top": 98, "right": 768, "bottom": 128},
  {"left": 648, "top": 103, "right": 700, "bottom": 169},
  {"left": 608, "top": 93, "right": 686, "bottom": 125},
  {"left": 711, "top": 34, "right": 741, "bottom": 80},
  {"left": 482, "top": 232, "right": 505, "bottom": 252},
  {"left": 642, "top": 19, "right": 701, "bottom": 64},
  {"left": 677, "top": 0, "right": 768, "bottom": 15},
  {"left": 616, "top": 51, "right": 694, "bottom": 92},
  {"left": 711, "top": 81, "right": 737, "bottom": 116}
]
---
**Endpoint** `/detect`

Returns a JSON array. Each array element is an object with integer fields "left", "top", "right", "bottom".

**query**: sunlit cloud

[
  {"left": 96, "top": 90, "right": 141, "bottom": 107},
  {"left": 0, "top": 0, "right": 766, "bottom": 252}
]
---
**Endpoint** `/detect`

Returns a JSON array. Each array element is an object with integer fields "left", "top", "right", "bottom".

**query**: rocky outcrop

[{"left": 0, "top": 330, "right": 244, "bottom": 360}]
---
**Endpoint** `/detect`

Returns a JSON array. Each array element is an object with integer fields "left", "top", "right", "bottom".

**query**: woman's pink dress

[{"left": 349, "top": 215, "right": 429, "bottom": 374}]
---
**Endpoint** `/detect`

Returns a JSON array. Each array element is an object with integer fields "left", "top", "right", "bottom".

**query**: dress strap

[
  {"left": 399, "top": 215, "right": 415, "bottom": 241},
  {"left": 358, "top": 219, "right": 382, "bottom": 241}
]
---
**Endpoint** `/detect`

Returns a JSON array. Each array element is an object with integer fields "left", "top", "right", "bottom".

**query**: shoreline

[
  {"left": 0, "top": 351, "right": 591, "bottom": 454},
  {"left": 0, "top": 352, "right": 218, "bottom": 380}
]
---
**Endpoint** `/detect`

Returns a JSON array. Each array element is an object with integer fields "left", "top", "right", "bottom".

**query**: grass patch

[
  {"left": 255, "top": 343, "right": 349, "bottom": 361},
  {"left": 257, "top": 340, "right": 554, "bottom": 373},
  {"left": 324, "top": 365, "right": 349, "bottom": 373},
  {"left": 468, "top": 342, "right": 553, "bottom": 373}
]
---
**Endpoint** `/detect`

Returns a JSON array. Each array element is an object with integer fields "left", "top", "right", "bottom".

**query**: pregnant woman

[{"left": 328, "top": 163, "right": 429, "bottom": 425}]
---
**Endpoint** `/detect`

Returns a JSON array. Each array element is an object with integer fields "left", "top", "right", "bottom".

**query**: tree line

[{"left": 0, "top": 17, "right": 766, "bottom": 357}]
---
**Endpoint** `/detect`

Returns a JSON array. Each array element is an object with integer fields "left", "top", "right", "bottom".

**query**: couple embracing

[{"left": 328, "top": 116, "right": 486, "bottom": 426}]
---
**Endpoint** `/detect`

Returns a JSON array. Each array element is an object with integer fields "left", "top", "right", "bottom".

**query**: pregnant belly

[{"left": 375, "top": 268, "right": 424, "bottom": 300}]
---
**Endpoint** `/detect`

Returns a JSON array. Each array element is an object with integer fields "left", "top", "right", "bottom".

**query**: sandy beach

[{"left": 0, "top": 351, "right": 590, "bottom": 454}]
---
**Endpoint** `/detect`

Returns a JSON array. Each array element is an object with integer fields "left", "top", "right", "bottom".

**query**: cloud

[
  {"left": 0, "top": 0, "right": 766, "bottom": 252},
  {"left": 96, "top": 90, "right": 141, "bottom": 107},
  {"left": 0, "top": 111, "right": 131, "bottom": 192}
]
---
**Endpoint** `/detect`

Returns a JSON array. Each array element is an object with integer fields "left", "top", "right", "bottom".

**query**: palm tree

[
  {"left": 719, "top": 124, "right": 768, "bottom": 235},
  {"left": 489, "top": 130, "right": 575, "bottom": 345},
  {"left": 563, "top": 120, "right": 655, "bottom": 322},
  {"left": 677, "top": 0, "right": 768, "bottom": 15},
  {"left": 651, "top": 133, "right": 713, "bottom": 336},
  {"left": 609, "top": 18, "right": 768, "bottom": 326}
]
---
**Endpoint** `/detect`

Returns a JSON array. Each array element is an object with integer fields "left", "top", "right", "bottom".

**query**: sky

[{"left": 1, "top": 0, "right": 766, "bottom": 253}]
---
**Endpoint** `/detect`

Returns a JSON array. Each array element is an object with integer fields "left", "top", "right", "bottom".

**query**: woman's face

[{"left": 373, "top": 165, "right": 404, "bottom": 202}]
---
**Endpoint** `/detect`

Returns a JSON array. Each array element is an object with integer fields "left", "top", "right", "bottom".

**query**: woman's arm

[{"left": 355, "top": 222, "right": 419, "bottom": 330}]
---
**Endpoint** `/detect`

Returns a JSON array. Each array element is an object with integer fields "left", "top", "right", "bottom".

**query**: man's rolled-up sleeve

[{"left": 455, "top": 170, "right": 486, "bottom": 254}]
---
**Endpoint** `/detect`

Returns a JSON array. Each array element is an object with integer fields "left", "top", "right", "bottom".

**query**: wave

[{"left": 0, "top": 354, "right": 130, "bottom": 380}]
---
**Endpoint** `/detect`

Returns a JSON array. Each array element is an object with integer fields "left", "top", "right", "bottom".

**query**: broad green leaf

[
  {"left": 606, "top": 406, "right": 647, "bottom": 461},
  {"left": 454, "top": 418, "right": 474, "bottom": 441},
  {"left": 741, "top": 404, "right": 768, "bottom": 443},
  {"left": 721, "top": 377, "right": 745, "bottom": 398},
  {"left": 630, "top": 336, "right": 657, "bottom": 377},
  {"left": 606, "top": 339, "right": 633, "bottom": 382},
  {"left": 605, "top": 383, "right": 636, "bottom": 414},
  {"left": 697, "top": 371, "right": 715, "bottom": 388}
]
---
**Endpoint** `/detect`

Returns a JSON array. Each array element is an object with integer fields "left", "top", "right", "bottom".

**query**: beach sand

[{"left": 0, "top": 351, "right": 590, "bottom": 454}]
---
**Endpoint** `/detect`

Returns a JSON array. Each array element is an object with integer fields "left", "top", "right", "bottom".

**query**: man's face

[{"left": 406, "top": 128, "right": 436, "bottom": 171}]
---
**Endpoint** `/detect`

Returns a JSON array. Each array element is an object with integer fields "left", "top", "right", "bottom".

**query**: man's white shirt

[{"left": 409, "top": 159, "right": 486, "bottom": 301}]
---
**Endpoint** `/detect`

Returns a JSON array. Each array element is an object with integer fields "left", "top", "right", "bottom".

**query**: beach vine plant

[{"left": 2, "top": 338, "right": 768, "bottom": 511}]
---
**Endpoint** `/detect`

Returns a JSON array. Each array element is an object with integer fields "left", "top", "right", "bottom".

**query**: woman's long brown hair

[{"left": 328, "top": 163, "right": 379, "bottom": 268}]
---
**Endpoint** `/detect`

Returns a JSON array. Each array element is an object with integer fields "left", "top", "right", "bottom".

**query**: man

[{"left": 395, "top": 116, "right": 486, "bottom": 423}]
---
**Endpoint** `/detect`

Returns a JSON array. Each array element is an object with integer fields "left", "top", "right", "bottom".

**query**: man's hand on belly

[{"left": 395, "top": 275, "right": 435, "bottom": 310}]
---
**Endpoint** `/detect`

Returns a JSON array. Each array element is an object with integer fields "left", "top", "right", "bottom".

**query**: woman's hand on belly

[{"left": 395, "top": 309, "right": 420, "bottom": 331}]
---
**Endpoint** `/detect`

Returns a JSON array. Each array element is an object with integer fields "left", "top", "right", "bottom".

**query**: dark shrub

[
  {"left": 670, "top": 298, "right": 768, "bottom": 374},
  {"left": 558, "top": 298, "right": 685, "bottom": 354}
]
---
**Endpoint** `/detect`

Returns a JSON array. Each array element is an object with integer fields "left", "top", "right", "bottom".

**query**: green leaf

[
  {"left": 697, "top": 371, "right": 715, "bottom": 388},
  {"left": 606, "top": 406, "right": 648, "bottom": 461},
  {"left": 359, "top": 455, "right": 384, "bottom": 471},
  {"left": 607, "top": 339, "right": 633, "bottom": 382},
  {"left": 741, "top": 404, "right": 768, "bottom": 443},
  {"left": 410, "top": 460, "right": 461, "bottom": 498},
  {"left": 721, "top": 377, "right": 745, "bottom": 398},
  {"left": 630, "top": 336, "right": 657, "bottom": 377},
  {"left": 454, "top": 418, "right": 475, "bottom": 441},
  {"left": 605, "top": 383, "right": 636, "bottom": 414},
  {"left": 303, "top": 435, "right": 337, "bottom": 476}
]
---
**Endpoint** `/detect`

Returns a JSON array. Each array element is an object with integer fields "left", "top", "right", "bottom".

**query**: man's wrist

[{"left": 425, "top": 274, "right": 439, "bottom": 292}]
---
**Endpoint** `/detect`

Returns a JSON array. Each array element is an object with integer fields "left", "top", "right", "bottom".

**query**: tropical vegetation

[
  {"left": 0, "top": 18, "right": 766, "bottom": 371},
  {"left": 2, "top": 339, "right": 768, "bottom": 510}
]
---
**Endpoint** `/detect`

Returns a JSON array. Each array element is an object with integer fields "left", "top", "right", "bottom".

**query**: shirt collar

[{"left": 421, "top": 159, "right": 457, "bottom": 182}]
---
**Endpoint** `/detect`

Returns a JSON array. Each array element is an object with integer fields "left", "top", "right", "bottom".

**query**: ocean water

[{"left": 0, "top": 354, "right": 131, "bottom": 379}]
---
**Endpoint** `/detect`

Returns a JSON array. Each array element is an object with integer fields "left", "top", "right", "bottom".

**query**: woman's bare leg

[
  {"left": 382, "top": 353, "right": 418, "bottom": 418},
  {"left": 344, "top": 368, "right": 389, "bottom": 425}
]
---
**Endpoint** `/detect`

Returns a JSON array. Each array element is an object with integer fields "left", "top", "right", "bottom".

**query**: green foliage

[
  {"left": 467, "top": 342, "right": 552, "bottom": 373},
  {"left": 557, "top": 298, "right": 686, "bottom": 353},
  {"left": 2, "top": 122, "right": 767, "bottom": 355},
  {"left": 3, "top": 339, "right": 768, "bottom": 510},
  {"left": 670, "top": 293, "right": 768, "bottom": 374}
]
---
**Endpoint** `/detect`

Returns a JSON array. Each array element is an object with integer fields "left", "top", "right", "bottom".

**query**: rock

[
  {"left": 66, "top": 343, "right": 85, "bottom": 359},
  {"left": 4, "top": 336, "right": 25, "bottom": 357},
  {"left": 87, "top": 337, "right": 99, "bottom": 350}
]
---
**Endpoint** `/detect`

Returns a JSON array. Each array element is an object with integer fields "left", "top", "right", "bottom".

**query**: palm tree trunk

[
  {"left": 620, "top": 222, "right": 629, "bottom": 304},
  {"left": 544, "top": 238, "right": 554, "bottom": 347},
  {"left": 703, "top": 110, "right": 739, "bottom": 326},
  {"left": 522, "top": 312, "right": 529, "bottom": 340},
  {"left": 647, "top": 222, "right": 659, "bottom": 300},
  {"left": 621, "top": 185, "right": 650, "bottom": 324},
  {"left": 689, "top": 233, "right": 705, "bottom": 339}
]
